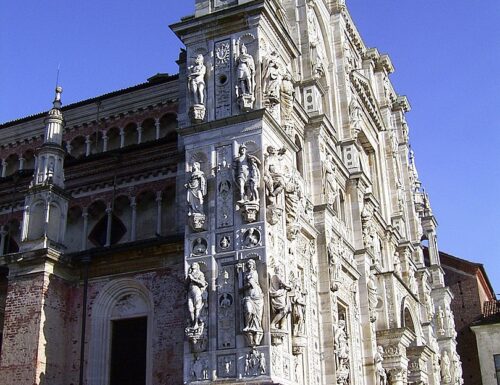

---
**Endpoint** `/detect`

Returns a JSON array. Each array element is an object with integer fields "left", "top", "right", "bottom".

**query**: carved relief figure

[
  {"left": 284, "top": 171, "right": 304, "bottom": 240},
  {"left": 269, "top": 265, "right": 292, "bottom": 330},
  {"left": 367, "top": 268, "right": 379, "bottom": 322},
  {"left": 374, "top": 346, "right": 387, "bottom": 385},
  {"left": 244, "top": 349, "right": 266, "bottom": 376},
  {"left": 324, "top": 154, "right": 339, "bottom": 208},
  {"left": 264, "top": 146, "right": 287, "bottom": 205},
  {"left": 361, "top": 203, "right": 376, "bottom": 250},
  {"left": 441, "top": 350, "right": 452, "bottom": 383},
  {"left": 436, "top": 306, "right": 445, "bottom": 334},
  {"left": 233, "top": 144, "right": 261, "bottom": 203},
  {"left": 236, "top": 43, "right": 256, "bottom": 110},
  {"left": 263, "top": 51, "right": 281, "bottom": 105},
  {"left": 186, "top": 262, "right": 208, "bottom": 331},
  {"left": 280, "top": 74, "right": 295, "bottom": 126},
  {"left": 243, "top": 228, "right": 260, "bottom": 247},
  {"left": 307, "top": 1, "right": 325, "bottom": 78},
  {"left": 328, "top": 237, "right": 342, "bottom": 292},
  {"left": 334, "top": 320, "right": 350, "bottom": 374},
  {"left": 393, "top": 251, "right": 402, "bottom": 277},
  {"left": 349, "top": 99, "right": 362, "bottom": 138},
  {"left": 188, "top": 54, "right": 207, "bottom": 105},
  {"left": 240, "top": 259, "right": 264, "bottom": 345},
  {"left": 292, "top": 285, "right": 307, "bottom": 336},
  {"left": 185, "top": 162, "right": 207, "bottom": 230}
]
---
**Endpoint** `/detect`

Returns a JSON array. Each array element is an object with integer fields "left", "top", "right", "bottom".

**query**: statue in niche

[
  {"left": 349, "top": 99, "right": 362, "bottom": 139},
  {"left": 367, "top": 268, "right": 379, "bottom": 322},
  {"left": 306, "top": 1, "right": 325, "bottom": 78},
  {"left": 240, "top": 259, "right": 264, "bottom": 346},
  {"left": 235, "top": 43, "right": 256, "bottom": 111},
  {"left": 185, "top": 161, "right": 207, "bottom": 231},
  {"left": 374, "top": 346, "right": 388, "bottom": 385},
  {"left": 396, "top": 181, "right": 405, "bottom": 212},
  {"left": 269, "top": 265, "right": 292, "bottom": 330},
  {"left": 436, "top": 306, "right": 446, "bottom": 335},
  {"left": 453, "top": 351, "right": 464, "bottom": 385},
  {"left": 328, "top": 237, "right": 342, "bottom": 291},
  {"left": 192, "top": 237, "right": 207, "bottom": 255},
  {"left": 280, "top": 74, "right": 295, "bottom": 129},
  {"left": 292, "top": 285, "right": 307, "bottom": 336},
  {"left": 264, "top": 146, "right": 287, "bottom": 206},
  {"left": 263, "top": 51, "right": 281, "bottom": 105},
  {"left": 324, "top": 154, "right": 340, "bottom": 208},
  {"left": 334, "top": 319, "right": 350, "bottom": 374},
  {"left": 284, "top": 171, "right": 304, "bottom": 240},
  {"left": 186, "top": 262, "right": 208, "bottom": 334},
  {"left": 361, "top": 204, "right": 376, "bottom": 251},
  {"left": 233, "top": 143, "right": 261, "bottom": 203},
  {"left": 233, "top": 143, "right": 261, "bottom": 222},
  {"left": 441, "top": 350, "right": 452, "bottom": 383},
  {"left": 393, "top": 251, "right": 402, "bottom": 277},
  {"left": 188, "top": 54, "right": 207, "bottom": 122}
]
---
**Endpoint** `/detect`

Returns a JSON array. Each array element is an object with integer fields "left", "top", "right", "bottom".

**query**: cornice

[{"left": 351, "top": 71, "right": 385, "bottom": 131}]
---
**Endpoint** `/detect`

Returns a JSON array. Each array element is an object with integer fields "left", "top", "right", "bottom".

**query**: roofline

[
  {"left": 437, "top": 248, "right": 496, "bottom": 299},
  {"left": 0, "top": 73, "right": 179, "bottom": 129}
]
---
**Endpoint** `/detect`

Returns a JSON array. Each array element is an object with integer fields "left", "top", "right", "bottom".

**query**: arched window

[
  {"left": 87, "top": 279, "right": 154, "bottom": 385},
  {"left": 159, "top": 114, "right": 177, "bottom": 143}
]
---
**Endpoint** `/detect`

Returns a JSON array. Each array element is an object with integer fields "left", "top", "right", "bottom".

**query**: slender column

[
  {"left": 102, "top": 131, "right": 108, "bottom": 152},
  {"left": 0, "top": 226, "right": 7, "bottom": 256},
  {"left": 155, "top": 118, "right": 161, "bottom": 140},
  {"left": 1, "top": 160, "right": 7, "bottom": 177},
  {"left": 19, "top": 157, "right": 25, "bottom": 171},
  {"left": 119, "top": 128, "right": 125, "bottom": 148},
  {"left": 81, "top": 209, "right": 89, "bottom": 251},
  {"left": 137, "top": 125, "right": 143, "bottom": 144},
  {"left": 85, "top": 135, "right": 92, "bottom": 156},
  {"left": 156, "top": 191, "right": 162, "bottom": 235},
  {"left": 105, "top": 204, "right": 113, "bottom": 247},
  {"left": 130, "top": 197, "right": 137, "bottom": 241}
]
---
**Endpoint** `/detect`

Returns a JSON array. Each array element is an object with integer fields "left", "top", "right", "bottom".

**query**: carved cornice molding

[
  {"left": 351, "top": 72, "right": 384, "bottom": 131},
  {"left": 392, "top": 95, "right": 411, "bottom": 113}
]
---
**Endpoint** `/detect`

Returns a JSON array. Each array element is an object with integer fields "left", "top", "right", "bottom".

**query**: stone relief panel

[
  {"left": 217, "top": 262, "right": 236, "bottom": 350},
  {"left": 215, "top": 39, "right": 233, "bottom": 119},
  {"left": 216, "top": 145, "right": 234, "bottom": 228},
  {"left": 216, "top": 232, "right": 233, "bottom": 253},
  {"left": 217, "top": 354, "right": 236, "bottom": 378},
  {"left": 189, "top": 355, "right": 209, "bottom": 381}
]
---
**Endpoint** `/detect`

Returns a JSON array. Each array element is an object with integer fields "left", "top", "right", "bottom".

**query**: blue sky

[{"left": 1, "top": 1, "right": 499, "bottom": 293}]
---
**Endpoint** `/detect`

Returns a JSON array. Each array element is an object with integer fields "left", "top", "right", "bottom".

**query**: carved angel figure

[
  {"left": 188, "top": 54, "right": 207, "bottom": 105},
  {"left": 185, "top": 162, "right": 207, "bottom": 216}
]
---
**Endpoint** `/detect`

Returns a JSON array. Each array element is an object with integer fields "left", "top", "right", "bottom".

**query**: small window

[{"left": 494, "top": 354, "right": 500, "bottom": 385}]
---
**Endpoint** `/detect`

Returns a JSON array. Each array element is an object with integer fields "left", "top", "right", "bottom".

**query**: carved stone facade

[{"left": 0, "top": 1, "right": 463, "bottom": 385}]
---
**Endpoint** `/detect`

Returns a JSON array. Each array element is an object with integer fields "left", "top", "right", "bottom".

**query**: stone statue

[
  {"left": 244, "top": 349, "right": 266, "bottom": 376},
  {"left": 328, "top": 237, "right": 342, "bottom": 291},
  {"left": 436, "top": 305, "right": 445, "bottom": 334},
  {"left": 280, "top": 74, "right": 295, "bottom": 127},
  {"left": 334, "top": 320, "right": 350, "bottom": 373},
  {"left": 307, "top": 1, "right": 325, "bottom": 78},
  {"left": 324, "top": 154, "right": 339, "bottom": 208},
  {"left": 284, "top": 171, "right": 304, "bottom": 240},
  {"left": 361, "top": 204, "right": 375, "bottom": 250},
  {"left": 186, "top": 262, "right": 208, "bottom": 331},
  {"left": 393, "top": 251, "right": 402, "bottom": 276},
  {"left": 236, "top": 44, "right": 256, "bottom": 110},
  {"left": 233, "top": 144, "right": 261, "bottom": 203},
  {"left": 185, "top": 161, "right": 207, "bottom": 230},
  {"left": 188, "top": 54, "right": 206, "bottom": 105},
  {"left": 264, "top": 146, "right": 287, "bottom": 206},
  {"left": 269, "top": 265, "right": 292, "bottom": 330},
  {"left": 240, "top": 259, "right": 264, "bottom": 346},
  {"left": 396, "top": 181, "right": 405, "bottom": 211},
  {"left": 263, "top": 51, "right": 281, "bottom": 105},
  {"left": 367, "top": 269, "right": 379, "bottom": 322},
  {"left": 441, "top": 350, "right": 452, "bottom": 383},
  {"left": 292, "top": 285, "right": 307, "bottom": 336},
  {"left": 374, "top": 346, "right": 387, "bottom": 385},
  {"left": 349, "top": 99, "right": 362, "bottom": 138},
  {"left": 187, "top": 54, "right": 207, "bottom": 122}
]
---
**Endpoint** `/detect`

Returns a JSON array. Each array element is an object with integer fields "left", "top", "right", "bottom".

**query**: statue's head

[
  {"left": 192, "top": 161, "right": 200, "bottom": 171},
  {"left": 246, "top": 259, "right": 256, "bottom": 271},
  {"left": 267, "top": 145, "right": 277, "bottom": 155},
  {"left": 239, "top": 144, "right": 247, "bottom": 154},
  {"left": 195, "top": 54, "right": 204, "bottom": 64},
  {"left": 191, "top": 262, "right": 200, "bottom": 271},
  {"left": 240, "top": 44, "right": 247, "bottom": 54}
]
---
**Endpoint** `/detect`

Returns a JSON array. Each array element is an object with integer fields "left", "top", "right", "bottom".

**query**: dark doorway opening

[{"left": 110, "top": 317, "right": 147, "bottom": 385}]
